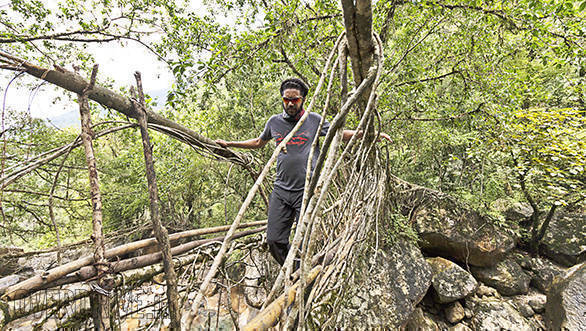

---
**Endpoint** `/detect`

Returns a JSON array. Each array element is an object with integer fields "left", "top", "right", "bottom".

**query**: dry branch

[
  {"left": 132, "top": 71, "right": 180, "bottom": 329},
  {"left": 0, "top": 124, "right": 134, "bottom": 189},
  {"left": 77, "top": 64, "right": 111, "bottom": 330},
  {"left": 0, "top": 50, "right": 249, "bottom": 167}
]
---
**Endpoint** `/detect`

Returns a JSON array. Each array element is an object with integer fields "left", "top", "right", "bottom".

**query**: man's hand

[
  {"left": 215, "top": 139, "right": 230, "bottom": 148},
  {"left": 342, "top": 130, "right": 393, "bottom": 143},
  {"left": 377, "top": 132, "right": 392, "bottom": 143}
]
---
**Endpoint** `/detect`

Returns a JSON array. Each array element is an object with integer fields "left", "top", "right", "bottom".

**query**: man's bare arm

[
  {"left": 342, "top": 130, "right": 392, "bottom": 143},
  {"left": 216, "top": 137, "right": 269, "bottom": 149}
]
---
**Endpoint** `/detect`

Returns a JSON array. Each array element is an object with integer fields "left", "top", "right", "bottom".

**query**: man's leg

[
  {"left": 267, "top": 188, "right": 295, "bottom": 265},
  {"left": 291, "top": 190, "right": 304, "bottom": 271}
]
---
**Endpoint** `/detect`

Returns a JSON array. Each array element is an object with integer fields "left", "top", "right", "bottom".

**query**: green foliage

[
  {"left": 1, "top": 0, "right": 584, "bottom": 250},
  {"left": 502, "top": 107, "right": 585, "bottom": 206}
]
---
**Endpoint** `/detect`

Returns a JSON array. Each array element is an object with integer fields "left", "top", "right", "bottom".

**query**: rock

[
  {"left": 510, "top": 289, "right": 547, "bottom": 317},
  {"left": 426, "top": 257, "right": 477, "bottom": 303},
  {"left": 504, "top": 202, "right": 534, "bottom": 222},
  {"left": 403, "top": 307, "right": 439, "bottom": 331},
  {"left": 541, "top": 212, "right": 585, "bottom": 267},
  {"left": 471, "top": 299, "right": 532, "bottom": 330},
  {"left": 0, "top": 247, "right": 23, "bottom": 256},
  {"left": 464, "top": 308, "right": 473, "bottom": 319},
  {"left": 475, "top": 284, "right": 499, "bottom": 297},
  {"left": 0, "top": 256, "right": 21, "bottom": 277},
  {"left": 338, "top": 238, "right": 432, "bottom": 328},
  {"left": 509, "top": 250, "right": 532, "bottom": 269},
  {"left": 413, "top": 197, "right": 517, "bottom": 267},
  {"left": 243, "top": 246, "right": 279, "bottom": 308},
  {"left": 471, "top": 259, "right": 530, "bottom": 296},
  {"left": 528, "top": 296, "right": 546, "bottom": 313},
  {"left": 516, "top": 301, "right": 535, "bottom": 317},
  {"left": 524, "top": 256, "right": 564, "bottom": 293},
  {"left": 445, "top": 301, "right": 465, "bottom": 324},
  {"left": 448, "top": 323, "right": 472, "bottom": 331},
  {"left": 545, "top": 262, "right": 586, "bottom": 330}
]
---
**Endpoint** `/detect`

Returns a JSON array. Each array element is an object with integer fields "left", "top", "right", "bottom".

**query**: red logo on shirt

[{"left": 275, "top": 130, "right": 309, "bottom": 146}]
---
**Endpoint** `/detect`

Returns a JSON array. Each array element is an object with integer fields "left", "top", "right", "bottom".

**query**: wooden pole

[
  {"left": 77, "top": 64, "right": 112, "bottom": 331},
  {"left": 132, "top": 71, "right": 180, "bottom": 329}
]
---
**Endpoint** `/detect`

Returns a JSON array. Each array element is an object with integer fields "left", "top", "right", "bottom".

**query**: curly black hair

[{"left": 280, "top": 78, "right": 309, "bottom": 97}]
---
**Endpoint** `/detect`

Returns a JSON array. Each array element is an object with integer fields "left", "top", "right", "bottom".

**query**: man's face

[{"left": 282, "top": 88, "right": 304, "bottom": 116}]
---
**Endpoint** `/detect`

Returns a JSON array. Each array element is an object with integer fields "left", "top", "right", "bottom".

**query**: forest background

[{"left": 0, "top": 0, "right": 584, "bottom": 254}]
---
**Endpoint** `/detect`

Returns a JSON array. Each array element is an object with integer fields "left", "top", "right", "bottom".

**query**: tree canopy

[{"left": 0, "top": 0, "right": 584, "bottom": 255}]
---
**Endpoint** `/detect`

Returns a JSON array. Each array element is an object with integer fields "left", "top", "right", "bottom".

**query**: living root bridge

[
  {"left": 1, "top": 221, "right": 266, "bottom": 301},
  {"left": 0, "top": 233, "right": 261, "bottom": 327}
]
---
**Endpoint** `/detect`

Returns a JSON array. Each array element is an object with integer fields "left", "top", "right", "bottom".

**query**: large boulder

[
  {"left": 471, "top": 259, "right": 531, "bottom": 296},
  {"left": 338, "top": 238, "right": 432, "bottom": 328},
  {"left": 426, "top": 257, "right": 477, "bottom": 303},
  {"left": 470, "top": 299, "right": 533, "bottom": 330},
  {"left": 545, "top": 262, "right": 586, "bottom": 330},
  {"left": 402, "top": 307, "right": 440, "bottom": 331},
  {"left": 504, "top": 202, "right": 534, "bottom": 222},
  {"left": 523, "top": 256, "right": 564, "bottom": 293},
  {"left": 413, "top": 197, "right": 517, "bottom": 267},
  {"left": 242, "top": 246, "right": 279, "bottom": 308},
  {"left": 0, "top": 275, "right": 20, "bottom": 296},
  {"left": 541, "top": 212, "right": 586, "bottom": 267}
]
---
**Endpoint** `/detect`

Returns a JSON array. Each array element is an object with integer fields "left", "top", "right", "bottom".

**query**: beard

[
  {"left": 282, "top": 101, "right": 304, "bottom": 122},
  {"left": 283, "top": 101, "right": 303, "bottom": 116}
]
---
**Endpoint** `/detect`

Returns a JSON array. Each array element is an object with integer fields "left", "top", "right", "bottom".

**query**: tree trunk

[
  {"left": 340, "top": 0, "right": 378, "bottom": 151},
  {"left": 0, "top": 50, "right": 248, "bottom": 166},
  {"left": 341, "top": 0, "right": 375, "bottom": 87}
]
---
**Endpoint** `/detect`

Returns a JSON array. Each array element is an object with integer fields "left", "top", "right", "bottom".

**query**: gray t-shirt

[{"left": 260, "top": 112, "right": 330, "bottom": 191}]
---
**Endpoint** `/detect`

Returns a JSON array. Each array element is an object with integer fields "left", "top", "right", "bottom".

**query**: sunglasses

[{"left": 283, "top": 97, "right": 303, "bottom": 104}]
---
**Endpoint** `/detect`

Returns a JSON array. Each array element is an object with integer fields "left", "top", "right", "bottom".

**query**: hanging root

[{"left": 237, "top": 32, "right": 388, "bottom": 331}]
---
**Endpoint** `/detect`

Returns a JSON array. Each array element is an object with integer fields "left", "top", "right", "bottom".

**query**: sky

[
  {"left": 0, "top": 0, "right": 209, "bottom": 128},
  {"left": 0, "top": 0, "right": 259, "bottom": 129},
  {"left": 1, "top": 42, "right": 174, "bottom": 128}
]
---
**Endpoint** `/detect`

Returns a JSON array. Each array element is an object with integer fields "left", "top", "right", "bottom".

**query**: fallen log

[
  {"left": 54, "top": 226, "right": 265, "bottom": 286},
  {"left": 1, "top": 221, "right": 266, "bottom": 300}
]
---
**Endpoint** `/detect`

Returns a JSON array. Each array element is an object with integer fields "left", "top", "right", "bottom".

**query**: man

[{"left": 216, "top": 78, "right": 389, "bottom": 265}]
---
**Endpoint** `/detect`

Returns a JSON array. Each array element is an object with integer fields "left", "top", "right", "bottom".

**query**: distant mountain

[
  {"left": 38, "top": 88, "right": 167, "bottom": 129},
  {"left": 43, "top": 109, "right": 80, "bottom": 129}
]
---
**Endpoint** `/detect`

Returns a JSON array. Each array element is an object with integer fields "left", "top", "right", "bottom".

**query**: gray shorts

[{"left": 267, "top": 187, "right": 303, "bottom": 244}]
